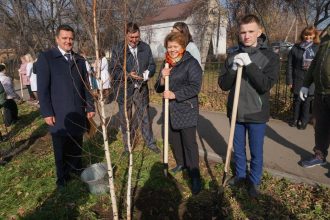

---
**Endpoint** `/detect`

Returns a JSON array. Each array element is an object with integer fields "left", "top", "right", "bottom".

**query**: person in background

[
  {"left": 0, "top": 81, "right": 6, "bottom": 141},
  {"left": 19, "top": 54, "right": 35, "bottom": 101},
  {"left": 171, "top": 22, "right": 202, "bottom": 67},
  {"left": 36, "top": 24, "right": 95, "bottom": 189},
  {"left": 80, "top": 50, "right": 97, "bottom": 91},
  {"left": 0, "top": 63, "right": 22, "bottom": 126},
  {"left": 218, "top": 14, "right": 279, "bottom": 197},
  {"left": 26, "top": 54, "right": 38, "bottom": 103},
  {"left": 300, "top": 24, "right": 330, "bottom": 168},
  {"left": 110, "top": 22, "right": 160, "bottom": 155},
  {"left": 93, "top": 50, "right": 111, "bottom": 104},
  {"left": 154, "top": 32, "right": 203, "bottom": 195},
  {"left": 286, "top": 26, "right": 319, "bottom": 129}
]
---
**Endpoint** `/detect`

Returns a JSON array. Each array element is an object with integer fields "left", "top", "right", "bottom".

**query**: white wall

[
  {"left": 140, "top": 17, "right": 227, "bottom": 59},
  {"left": 140, "top": 21, "right": 176, "bottom": 59}
]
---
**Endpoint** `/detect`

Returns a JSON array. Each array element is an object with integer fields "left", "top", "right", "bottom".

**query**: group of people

[
  {"left": 19, "top": 54, "right": 38, "bottom": 102},
  {"left": 0, "top": 53, "right": 39, "bottom": 140},
  {"left": 0, "top": 63, "right": 22, "bottom": 129},
  {"left": 30, "top": 13, "right": 329, "bottom": 198}
]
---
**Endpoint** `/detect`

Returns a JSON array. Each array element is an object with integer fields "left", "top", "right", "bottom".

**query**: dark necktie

[
  {"left": 64, "top": 53, "right": 71, "bottom": 62},
  {"left": 132, "top": 49, "right": 139, "bottom": 73}
]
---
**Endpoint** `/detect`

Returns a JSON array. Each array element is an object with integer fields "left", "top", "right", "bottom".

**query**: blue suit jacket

[{"left": 36, "top": 47, "right": 95, "bottom": 136}]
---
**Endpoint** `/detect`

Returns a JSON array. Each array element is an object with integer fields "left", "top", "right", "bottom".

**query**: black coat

[
  {"left": 36, "top": 48, "right": 95, "bottom": 136},
  {"left": 154, "top": 51, "right": 202, "bottom": 129},
  {"left": 286, "top": 43, "right": 318, "bottom": 95},
  {"left": 110, "top": 41, "right": 156, "bottom": 105}
]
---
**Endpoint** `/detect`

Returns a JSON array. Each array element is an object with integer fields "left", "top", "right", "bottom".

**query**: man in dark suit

[
  {"left": 110, "top": 22, "right": 160, "bottom": 154},
  {"left": 36, "top": 24, "right": 95, "bottom": 188}
]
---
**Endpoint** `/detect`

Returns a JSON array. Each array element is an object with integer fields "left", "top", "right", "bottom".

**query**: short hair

[
  {"left": 164, "top": 32, "right": 187, "bottom": 49},
  {"left": 0, "top": 63, "right": 5, "bottom": 72},
  {"left": 126, "top": 22, "right": 140, "bottom": 34},
  {"left": 173, "top": 22, "right": 193, "bottom": 43},
  {"left": 56, "top": 24, "right": 75, "bottom": 37},
  {"left": 239, "top": 14, "right": 262, "bottom": 27},
  {"left": 300, "top": 26, "right": 320, "bottom": 44}
]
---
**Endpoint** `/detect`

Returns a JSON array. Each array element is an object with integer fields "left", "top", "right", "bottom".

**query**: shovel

[
  {"left": 163, "top": 63, "right": 170, "bottom": 177},
  {"left": 221, "top": 65, "right": 243, "bottom": 187}
]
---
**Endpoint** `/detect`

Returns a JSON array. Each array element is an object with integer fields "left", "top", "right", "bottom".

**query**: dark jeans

[
  {"left": 233, "top": 122, "right": 266, "bottom": 185},
  {"left": 51, "top": 134, "right": 83, "bottom": 186},
  {"left": 3, "top": 99, "right": 18, "bottom": 126},
  {"left": 169, "top": 125, "right": 199, "bottom": 171},
  {"left": 313, "top": 94, "right": 330, "bottom": 159},
  {"left": 292, "top": 94, "right": 312, "bottom": 124},
  {"left": 118, "top": 87, "right": 155, "bottom": 150}
]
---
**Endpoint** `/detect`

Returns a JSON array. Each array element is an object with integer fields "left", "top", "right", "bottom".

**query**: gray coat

[{"left": 154, "top": 51, "right": 202, "bottom": 129}]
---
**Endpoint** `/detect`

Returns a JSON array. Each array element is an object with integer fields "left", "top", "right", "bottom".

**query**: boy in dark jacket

[{"left": 219, "top": 14, "right": 279, "bottom": 197}]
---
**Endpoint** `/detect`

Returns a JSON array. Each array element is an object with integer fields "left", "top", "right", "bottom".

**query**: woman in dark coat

[
  {"left": 286, "top": 26, "right": 319, "bottom": 129},
  {"left": 154, "top": 32, "right": 203, "bottom": 194}
]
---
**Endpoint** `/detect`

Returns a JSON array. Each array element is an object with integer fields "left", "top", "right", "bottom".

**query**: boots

[{"left": 189, "top": 168, "right": 202, "bottom": 195}]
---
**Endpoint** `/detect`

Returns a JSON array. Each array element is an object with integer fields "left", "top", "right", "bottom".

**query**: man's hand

[
  {"left": 163, "top": 90, "right": 175, "bottom": 99},
  {"left": 44, "top": 116, "right": 55, "bottom": 126},
  {"left": 130, "top": 71, "right": 143, "bottom": 80},
  {"left": 232, "top": 53, "right": 252, "bottom": 70},
  {"left": 87, "top": 112, "right": 95, "bottom": 119},
  {"left": 299, "top": 87, "right": 309, "bottom": 101}
]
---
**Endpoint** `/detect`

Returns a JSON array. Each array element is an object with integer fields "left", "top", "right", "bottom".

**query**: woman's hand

[
  {"left": 161, "top": 66, "right": 172, "bottom": 78},
  {"left": 163, "top": 90, "right": 175, "bottom": 99}
]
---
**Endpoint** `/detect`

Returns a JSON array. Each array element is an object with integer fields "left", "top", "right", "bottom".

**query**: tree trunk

[
  {"left": 199, "top": 0, "right": 219, "bottom": 70},
  {"left": 92, "top": 1, "right": 118, "bottom": 219}
]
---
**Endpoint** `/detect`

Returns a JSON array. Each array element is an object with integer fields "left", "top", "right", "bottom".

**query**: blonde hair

[{"left": 25, "top": 53, "right": 34, "bottom": 63}]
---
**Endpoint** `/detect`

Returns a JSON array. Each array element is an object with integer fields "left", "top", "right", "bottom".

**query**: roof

[{"left": 142, "top": 1, "right": 198, "bottom": 25}]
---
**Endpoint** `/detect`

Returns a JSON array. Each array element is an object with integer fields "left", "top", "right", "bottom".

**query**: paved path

[
  {"left": 101, "top": 102, "right": 329, "bottom": 186},
  {"left": 16, "top": 82, "right": 329, "bottom": 186}
]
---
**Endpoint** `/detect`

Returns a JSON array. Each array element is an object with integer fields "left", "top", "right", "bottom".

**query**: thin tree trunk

[
  {"left": 123, "top": 1, "right": 133, "bottom": 219},
  {"left": 92, "top": 1, "right": 118, "bottom": 219},
  {"left": 199, "top": 0, "right": 219, "bottom": 70}
]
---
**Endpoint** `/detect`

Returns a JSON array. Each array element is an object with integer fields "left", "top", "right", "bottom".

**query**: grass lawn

[{"left": 0, "top": 103, "right": 329, "bottom": 219}]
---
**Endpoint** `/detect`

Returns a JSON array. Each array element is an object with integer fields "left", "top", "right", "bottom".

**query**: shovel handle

[
  {"left": 164, "top": 63, "right": 170, "bottom": 175},
  {"left": 224, "top": 65, "right": 243, "bottom": 173}
]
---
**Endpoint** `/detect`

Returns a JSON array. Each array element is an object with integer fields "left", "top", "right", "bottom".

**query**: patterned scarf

[
  {"left": 300, "top": 41, "right": 315, "bottom": 70},
  {"left": 165, "top": 49, "right": 185, "bottom": 67}
]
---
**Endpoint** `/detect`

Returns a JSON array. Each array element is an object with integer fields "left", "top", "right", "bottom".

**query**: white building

[{"left": 140, "top": 1, "right": 227, "bottom": 59}]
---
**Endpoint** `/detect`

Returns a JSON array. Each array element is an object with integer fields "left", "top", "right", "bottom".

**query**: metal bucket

[{"left": 81, "top": 162, "right": 109, "bottom": 194}]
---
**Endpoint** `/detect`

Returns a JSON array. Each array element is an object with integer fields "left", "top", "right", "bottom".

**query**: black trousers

[
  {"left": 51, "top": 134, "right": 83, "bottom": 186},
  {"left": 292, "top": 94, "right": 312, "bottom": 124},
  {"left": 313, "top": 94, "right": 330, "bottom": 159},
  {"left": 26, "top": 85, "right": 35, "bottom": 99},
  {"left": 3, "top": 99, "right": 18, "bottom": 126},
  {"left": 169, "top": 125, "right": 199, "bottom": 172},
  {"left": 118, "top": 87, "right": 155, "bottom": 150}
]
